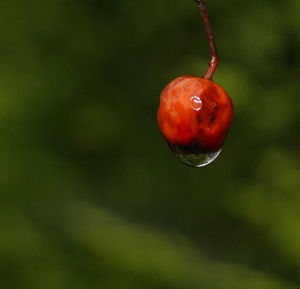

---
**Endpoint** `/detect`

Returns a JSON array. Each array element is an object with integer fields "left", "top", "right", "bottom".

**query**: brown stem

[{"left": 194, "top": 0, "right": 219, "bottom": 80}]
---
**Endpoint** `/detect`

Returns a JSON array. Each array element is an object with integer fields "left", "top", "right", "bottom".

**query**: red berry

[{"left": 157, "top": 75, "right": 233, "bottom": 154}]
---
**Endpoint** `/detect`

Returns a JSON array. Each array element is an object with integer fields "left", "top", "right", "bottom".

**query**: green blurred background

[{"left": 1, "top": 0, "right": 300, "bottom": 288}]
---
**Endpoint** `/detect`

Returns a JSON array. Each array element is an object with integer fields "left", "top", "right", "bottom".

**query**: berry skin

[{"left": 157, "top": 75, "right": 233, "bottom": 153}]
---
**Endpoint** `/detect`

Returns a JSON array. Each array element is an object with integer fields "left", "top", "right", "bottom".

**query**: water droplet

[
  {"left": 168, "top": 142, "right": 221, "bottom": 167},
  {"left": 174, "top": 150, "right": 221, "bottom": 167},
  {"left": 190, "top": 95, "right": 203, "bottom": 111}
]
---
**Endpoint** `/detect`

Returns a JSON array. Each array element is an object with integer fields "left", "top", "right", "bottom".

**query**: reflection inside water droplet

[
  {"left": 190, "top": 95, "right": 203, "bottom": 111},
  {"left": 174, "top": 150, "right": 221, "bottom": 167},
  {"left": 168, "top": 142, "right": 221, "bottom": 167}
]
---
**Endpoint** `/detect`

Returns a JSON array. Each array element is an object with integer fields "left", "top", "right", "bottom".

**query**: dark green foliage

[{"left": 0, "top": 0, "right": 300, "bottom": 288}]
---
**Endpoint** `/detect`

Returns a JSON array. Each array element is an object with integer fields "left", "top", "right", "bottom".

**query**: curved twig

[{"left": 194, "top": 0, "right": 219, "bottom": 80}]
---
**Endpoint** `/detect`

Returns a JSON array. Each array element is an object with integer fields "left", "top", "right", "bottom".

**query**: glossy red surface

[{"left": 157, "top": 76, "right": 233, "bottom": 153}]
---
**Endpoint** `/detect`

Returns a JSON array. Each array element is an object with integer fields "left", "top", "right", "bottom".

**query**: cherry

[
  {"left": 157, "top": 0, "right": 234, "bottom": 167},
  {"left": 157, "top": 76, "right": 233, "bottom": 166}
]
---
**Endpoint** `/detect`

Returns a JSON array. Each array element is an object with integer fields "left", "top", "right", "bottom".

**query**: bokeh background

[{"left": 1, "top": 0, "right": 300, "bottom": 288}]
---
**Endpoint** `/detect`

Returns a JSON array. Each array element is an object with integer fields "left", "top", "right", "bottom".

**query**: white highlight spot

[{"left": 190, "top": 95, "right": 203, "bottom": 111}]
